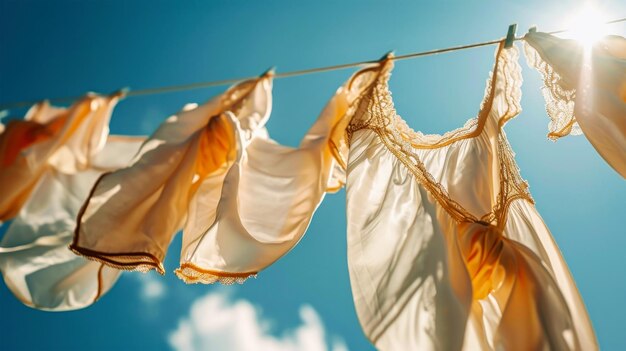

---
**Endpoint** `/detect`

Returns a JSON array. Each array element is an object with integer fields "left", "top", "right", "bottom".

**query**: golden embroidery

[
  {"left": 175, "top": 263, "right": 257, "bottom": 285},
  {"left": 330, "top": 64, "right": 386, "bottom": 172},
  {"left": 487, "top": 132, "right": 533, "bottom": 228},
  {"left": 344, "top": 42, "right": 533, "bottom": 235},
  {"left": 523, "top": 41, "right": 581, "bottom": 140}
]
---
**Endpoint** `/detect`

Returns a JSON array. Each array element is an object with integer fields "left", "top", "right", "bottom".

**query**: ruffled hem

[
  {"left": 175, "top": 263, "right": 257, "bottom": 285},
  {"left": 69, "top": 244, "right": 165, "bottom": 275},
  {"left": 523, "top": 39, "right": 582, "bottom": 140}
]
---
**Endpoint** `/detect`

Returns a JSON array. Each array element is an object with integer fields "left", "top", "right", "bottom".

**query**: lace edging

[
  {"left": 348, "top": 44, "right": 532, "bottom": 228},
  {"left": 175, "top": 263, "right": 257, "bottom": 285},
  {"left": 349, "top": 46, "right": 523, "bottom": 148},
  {"left": 500, "top": 45, "right": 524, "bottom": 125},
  {"left": 523, "top": 41, "right": 582, "bottom": 140},
  {"left": 69, "top": 244, "right": 165, "bottom": 275}
]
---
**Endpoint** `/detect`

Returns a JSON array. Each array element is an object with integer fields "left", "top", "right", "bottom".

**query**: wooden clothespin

[
  {"left": 261, "top": 66, "right": 276, "bottom": 78},
  {"left": 110, "top": 87, "right": 130, "bottom": 99},
  {"left": 505, "top": 24, "right": 517, "bottom": 48},
  {"left": 379, "top": 50, "right": 395, "bottom": 61}
]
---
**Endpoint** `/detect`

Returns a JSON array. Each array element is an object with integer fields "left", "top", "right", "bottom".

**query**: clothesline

[
  {"left": 1, "top": 23, "right": 625, "bottom": 349},
  {"left": 1, "top": 17, "right": 625, "bottom": 111}
]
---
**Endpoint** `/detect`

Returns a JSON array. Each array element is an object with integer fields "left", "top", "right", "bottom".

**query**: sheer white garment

[
  {"left": 524, "top": 31, "right": 626, "bottom": 178},
  {"left": 0, "top": 95, "right": 143, "bottom": 311},
  {"left": 341, "top": 44, "right": 597, "bottom": 350},
  {"left": 71, "top": 76, "right": 272, "bottom": 275},
  {"left": 176, "top": 75, "right": 360, "bottom": 284}
]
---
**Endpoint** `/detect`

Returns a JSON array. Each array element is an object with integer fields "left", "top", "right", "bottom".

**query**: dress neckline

[
  {"left": 379, "top": 44, "right": 503, "bottom": 150},
  {"left": 346, "top": 42, "right": 532, "bottom": 227}
]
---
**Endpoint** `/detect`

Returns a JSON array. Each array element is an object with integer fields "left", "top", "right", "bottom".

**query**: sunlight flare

[{"left": 562, "top": 5, "right": 609, "bottom": 47}]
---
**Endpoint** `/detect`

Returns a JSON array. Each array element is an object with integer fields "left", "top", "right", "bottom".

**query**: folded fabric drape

[
  {"left": 0, "top": 94, "right": 120, "bottom": 220},
  {"left": 524, "top": 31, "right": 626, "bottom": 178},
  {"left": 175, "top": 68, "right": 372, "bottom": 284},
  {"left": 0, "top": 95, "right": 143, "bottom": 311},
  {"left": 71, "top": 76, "right": 272, "bottom": 275},
  {"left": 72, "top": 66, "right": 375, "bottom": 284},
  {"left": 339, "top": 43, "right": 597, "bottom": 350}
]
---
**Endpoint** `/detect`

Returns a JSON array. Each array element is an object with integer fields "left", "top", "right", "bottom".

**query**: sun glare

[{"left": 562, "top": 5, "right": 609, "bottom": 47}]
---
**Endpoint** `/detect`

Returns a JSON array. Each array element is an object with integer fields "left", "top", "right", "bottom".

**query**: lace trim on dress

[
  {"left": 174, "top": 263, "right": 257, "bottom": 285},
  {"left": 499, "top": 46, "right": 524, "bottom": 127},
  {"left": 345, "top": 43, "right": 532, "bottom": 228},
  {"left": 523, "top": 41, "right": 582, "bottom": 140},
  {"left": 486, "top": 132, "right": 533, "bottom": 227},
  {"left": 329, "top": 65, "right": 386, "bottom": 171},
  {"left": 69, "top": 245, "right": 166, "bottom": 274},
  {"left": 351, "top": 43, "right": 523, "bottom": 148}
]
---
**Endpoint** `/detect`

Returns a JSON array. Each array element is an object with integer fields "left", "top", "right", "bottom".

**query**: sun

[{"left": 562, "top": 5, "right": 609, "bottom": 47}]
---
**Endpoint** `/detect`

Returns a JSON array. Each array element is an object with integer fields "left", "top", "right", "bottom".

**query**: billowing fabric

[
  {"left": 0, "top": 136, "right": 143, "bottom": 311},
  {"left": 340, "top": 43, "right": 597, "bottom": 350},
  {"left": 175, "top": 70, "right": 365, "bottom": 284},
  {"left": 0, "top": 94, "right": 119, "bottom": 221},
  {"left": 0, "top": 95, "right": 142, "bottom": 311},
  {"left": 71, "top": 76, "right": 273, "bottom": 275},
  {"left": 72, "top": 69, "right": 365, "bottom": 283},
  {"left": 524, "top": 31, "right": 626, "bottom": 178}
]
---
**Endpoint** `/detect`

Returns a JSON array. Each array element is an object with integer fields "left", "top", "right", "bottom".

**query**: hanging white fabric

[
  {"left": 0, "top": 94, "right": 143, "bottom": 311},
  {"left": 175, "top": 68, "right": 370, "bottom": 283},
  {"left": 524, "top": 31, "right": 626, "bottom": 178},
  {"left": 71, "top": 77, "right": 272, "bottom": 275},
  {"left": 340, "top": 44, "right": 597, "bottom": 350}
]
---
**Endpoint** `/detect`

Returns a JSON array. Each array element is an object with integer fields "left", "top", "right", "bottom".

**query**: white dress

[
  {"left": 524, "top": 31, "right": 626, "bottom": 178},
  {"left": 339, "top": 43, "right": 597, "bottom": 350},
  {"left": 0, "top": 95, "right": 143, "bottom": 311}
]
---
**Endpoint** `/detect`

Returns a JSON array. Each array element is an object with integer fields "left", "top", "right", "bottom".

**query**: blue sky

[{"left": 1, "top": 1, "right": 625, "bottom": 350}]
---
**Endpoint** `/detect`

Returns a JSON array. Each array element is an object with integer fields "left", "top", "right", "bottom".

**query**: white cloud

[
  {"left": 330, "top": 338, "right": 349, "bottom": 351},
  {"left": 168, "top": 291, "right": 348, "bottom": 351},
  {"left": 131, "top": 272, "right": 166, "bottom": 301}
]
